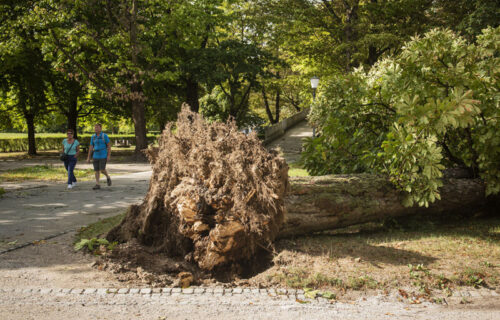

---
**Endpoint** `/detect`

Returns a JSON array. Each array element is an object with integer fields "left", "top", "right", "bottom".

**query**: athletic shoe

[
  {"left": 67, "top": 184, "right": 73, "bottom": 189},
  {"left": 107, "top": 177, "right": 112, "bottom": 186},
  {"left": 72, "top": 182, "right": 77, "bottom": 187},
  {"left": 92, "top": 184, "right": 101, "bottom": 190}
]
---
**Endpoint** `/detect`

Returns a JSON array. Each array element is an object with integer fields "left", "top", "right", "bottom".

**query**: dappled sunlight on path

[{"left": 0, "top": 171, "right": 151, "bottom": 249}]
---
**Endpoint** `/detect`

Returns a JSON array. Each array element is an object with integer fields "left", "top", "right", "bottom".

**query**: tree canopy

[
  {"left": 1, "top": 0, "right": 499, "bottom": 199},
  {"left": 303, "top": 27, "right": 500, "bottom": 206}
]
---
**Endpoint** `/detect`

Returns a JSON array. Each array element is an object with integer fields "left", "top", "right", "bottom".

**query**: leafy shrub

[{"left": 304, "top": 27, "right": 500, "bottom": 207}]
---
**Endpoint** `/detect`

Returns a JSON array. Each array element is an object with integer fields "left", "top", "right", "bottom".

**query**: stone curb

[
  {"left": 1, "top": 287, "right": 498, "bottom": 301},
  {"left": 0, "top": 287, "right": 314, "bottom": 300}
]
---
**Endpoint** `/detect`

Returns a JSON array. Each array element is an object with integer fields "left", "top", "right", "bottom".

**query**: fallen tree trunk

[
  {"left": 280, "top": 174, "right": 486, "bottom": 238},
  {"left": 107, "top": 107, "right": 490, "bottom": 275}
]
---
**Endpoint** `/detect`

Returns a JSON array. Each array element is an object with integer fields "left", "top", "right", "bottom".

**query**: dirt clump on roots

[{"left": 106, "top": 105, "right": 288, "bottom": 280}]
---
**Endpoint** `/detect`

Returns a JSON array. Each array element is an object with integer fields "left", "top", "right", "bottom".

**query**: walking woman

[{"left": 62, "top": 129, "right": 80, "bottom": 189}]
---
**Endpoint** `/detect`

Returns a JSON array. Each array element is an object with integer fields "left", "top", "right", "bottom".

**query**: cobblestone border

[
  {"left": 0, "top": 229, "right": 75, "bottom": 255},
  {"left": 0, "top": 287, "right": 313, "bottom": 301},
  {"left": 0, "top": 287, "right": 498, "bottom": 301}
]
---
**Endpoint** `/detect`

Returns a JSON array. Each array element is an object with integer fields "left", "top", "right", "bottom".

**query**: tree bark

[
  {"left": 343, "top": 1, "right": 359, "bottom": 71},
  {"left": 262, "top": 87, "right": 276, "bottom": 124},
  {"left": 274, "top": 88, "right": 280, "bottom": 123},
  {"left": 130, "top": 0, "right": 148, "bottom": 156},
  {"left": 131, "top": 94, "right": 148, "bottom": 153},
  {"left": 25, "top": 113, "right": 36, "bottom": 156},
  {"left": 67, "top": 96, "right": 78, "bottom": 139},
  {"left": 185, "top": 76, "right": 200, "bottom": 113},
  {"left": 279, "top": 174, "right": 487, "bottom": 238}
]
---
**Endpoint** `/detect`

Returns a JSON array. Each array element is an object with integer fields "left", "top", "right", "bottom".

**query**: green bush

[
  {"left": 0, "top": 133, "right": 158, "bottom": 152},
  {"left": 304, "top": 27, "right": 500, "bottom": 207}
]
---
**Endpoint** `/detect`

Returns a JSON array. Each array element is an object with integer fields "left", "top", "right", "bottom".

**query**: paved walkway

[
  {"left": 0, "top": 159, "right": 150, "bottom": 178},
  {"left": 0, "top": 170, "right": 151, "bottom": 250},
  {"left": 266, "top": 120, "right": 313, "bottom": 163}
]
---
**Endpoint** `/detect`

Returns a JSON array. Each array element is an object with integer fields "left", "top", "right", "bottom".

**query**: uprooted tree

[
  {"left": 108, "top": 106, "right": 493, "bottom": 275},
  {"left": 107, "top": 106, "right": 289, "bottom": 272}
]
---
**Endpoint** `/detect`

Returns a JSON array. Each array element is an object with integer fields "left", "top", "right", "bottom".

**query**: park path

[
  {"left": 0, "top": 159, "right": 150, "bottom": 178},
  {"left": 0, "top": 170, "right": 151, "bottom": 250},
  {"left": 266, "top": 120, "right": 313, "bottom": 163}
]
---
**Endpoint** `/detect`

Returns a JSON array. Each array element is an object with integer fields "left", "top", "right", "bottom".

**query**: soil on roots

[{"left": 106, "top": 106, "right": 288, "bottom": 282}]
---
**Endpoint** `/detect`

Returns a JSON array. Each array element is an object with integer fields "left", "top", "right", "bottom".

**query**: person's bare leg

[
  {"left": 95, "top": 171, "right": 100, "bottom": 185},
  {"left": 101, "top": 169, "right": 109, "bottom": 179},
  {"left": 102, "top": 169, "right": 111, "bottom": 186}
]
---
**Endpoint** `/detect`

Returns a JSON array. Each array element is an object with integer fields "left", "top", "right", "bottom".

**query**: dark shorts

[{"left": 93, "top": 158, "right": 107, "bottom": 171}]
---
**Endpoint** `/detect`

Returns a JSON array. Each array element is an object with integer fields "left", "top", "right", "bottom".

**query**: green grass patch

[
  {"left": 288, "top": 162, "right": 309, "bottom": 177},
  {"left": 0, "top": 164, "right": 95, "bottom": 182},
  {"left": 0, "top": 133, "right": 67, "bottom": 138},
  {"left": 0, "top": 187, "right": 5, "bottom": 197},
  {"left": 75, "top": 213, "right": 125, "bottom": 243}
]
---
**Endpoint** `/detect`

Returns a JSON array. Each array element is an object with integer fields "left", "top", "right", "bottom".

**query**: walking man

[{"left": 87, "top": 123, "right": 112, "bottom": 190}]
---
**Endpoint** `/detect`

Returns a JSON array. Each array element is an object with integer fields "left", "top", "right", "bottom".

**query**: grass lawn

[
  {"left": 0, "top": 133, "right": 68, "bottom": 138},
  {"left": 0, "top": 164, "right": 96, "bottom": 182},
  {"left": 288, "top": 162, "right": 309, "bottom": 177},
  {"left": 75, "top": 213, "right": 126, "bottom": 243},
  {"left": 256, "top": 214, "right": 500, "bottom": 301}
]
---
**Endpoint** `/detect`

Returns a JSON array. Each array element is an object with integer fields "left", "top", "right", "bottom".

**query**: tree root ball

[{"left": 107, "top": 105, "right": 289, "bottom": 272}]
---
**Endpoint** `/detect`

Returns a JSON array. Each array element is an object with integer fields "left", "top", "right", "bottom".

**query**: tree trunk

[
  {"left": 107, "top": 110, "right": 492, "bottom": 274},
  {"left": 279, "top": 175, "right": 487, "bottom": 238},
  {"left": 131, "top": 95, "right": 148, "bottom": 154},
  {"left": 274, "top": 89, "right": 280, "bottom": 123},
  {"left": 262, "top": 87, "right": 276, "bottom": 124},
  {"left": 343, "top": 1, "right": 359, "bottom": 71},
  {"left": 25, "top": 113, "right": 36, "bottom": 155},
  {"left": 130, "top": 0, "right": 148, "bottom": 157},
  {"left": 67, "top": 96, "right": 78, "bottom": 139},
  {"left": 185, "top": 76, "right": 200, "bottom": 113}
]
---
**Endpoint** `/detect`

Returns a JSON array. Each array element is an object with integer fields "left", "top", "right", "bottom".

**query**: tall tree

[
  {"left": 200, "top": 40, "right": 276, "bottom": 124},
  {"left": 41, "top": 0, "right": 169, "bottom": 155},
  {"left": 0, "top": 1, "right": 52, "bottom": 155}
]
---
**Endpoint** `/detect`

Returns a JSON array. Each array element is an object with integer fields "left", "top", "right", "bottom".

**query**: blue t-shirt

[
  {"left": 62, "top": 139, "right": 79, "bottom": 155},
  {"left": 90, "top": 132, "right": 110, "bottom": 159}
]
